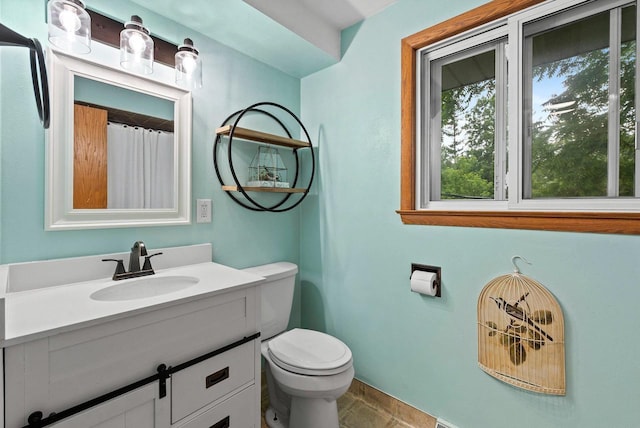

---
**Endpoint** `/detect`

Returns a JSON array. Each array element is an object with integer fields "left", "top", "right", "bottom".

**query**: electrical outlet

[
  {"left": 436, "top": 418, "right": 458, "bottom": 428},
  {"left": 196, "top": 199, "right": 212, "bottom": 223}
]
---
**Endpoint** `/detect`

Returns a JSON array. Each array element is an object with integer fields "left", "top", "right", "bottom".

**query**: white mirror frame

[{"left": 45, "top": 49, "right": 192, "bottom": 230}]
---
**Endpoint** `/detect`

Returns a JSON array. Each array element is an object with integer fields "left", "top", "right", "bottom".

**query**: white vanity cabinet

[{"left": 3, "top": 284, "right": 261, "bottom": 428}]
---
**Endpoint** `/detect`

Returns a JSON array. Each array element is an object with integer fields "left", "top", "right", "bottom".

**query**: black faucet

[
  {"left": 129, "top": 241, "right": 147, "bottom": 273},
  {"left": 102, "top": 241, "right": 163, "bottom": 281}
]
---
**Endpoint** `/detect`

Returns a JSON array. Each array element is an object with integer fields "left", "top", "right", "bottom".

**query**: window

[
  {"left": 400, "top": 0, "right": 640, "bottom": 233},
  {"left": 422, "top": 31, "right": 508, "bottom": 207},
  {"left": 520, "top": 2, "right": 637, "bottom": 203}
]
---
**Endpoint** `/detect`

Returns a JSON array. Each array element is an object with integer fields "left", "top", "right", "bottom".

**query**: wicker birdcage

[{"left": 477, "top": 257, "right": 565, "bottom": 395}]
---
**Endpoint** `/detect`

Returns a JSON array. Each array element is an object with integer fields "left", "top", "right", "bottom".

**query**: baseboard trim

[{"left": 348, "top": 378, "right": 437, "bottom": 427}]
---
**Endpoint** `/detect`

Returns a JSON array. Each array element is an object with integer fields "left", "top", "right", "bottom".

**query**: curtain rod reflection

[
  {"left": 75, "top": 100, "right": 174, "bottom": 132},
  {"left": 108, "top": 122, "right": 168, "bottom": 133}
]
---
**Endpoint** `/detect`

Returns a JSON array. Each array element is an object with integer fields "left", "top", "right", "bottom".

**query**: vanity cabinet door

[{"left": 49, "top": 383, "right": 169, "bottom": 428}]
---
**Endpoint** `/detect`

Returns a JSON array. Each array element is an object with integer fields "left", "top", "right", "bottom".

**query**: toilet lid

[{"left": 268, "top": 328, "right": 352, "bottom": 375}]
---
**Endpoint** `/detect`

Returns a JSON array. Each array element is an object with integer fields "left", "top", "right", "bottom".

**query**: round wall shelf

[{"left": 213, "top": 102, "right": 315, "bottom": 212}]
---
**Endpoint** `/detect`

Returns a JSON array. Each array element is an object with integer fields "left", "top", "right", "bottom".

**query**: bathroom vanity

[{"left": 0, "top": 244, "right": 263, "bottom": 428}]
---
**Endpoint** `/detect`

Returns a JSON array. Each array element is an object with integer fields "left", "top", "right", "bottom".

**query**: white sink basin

[
  {"left": 0, "top": 244, "right": 267, "bottom": 346},
  {"left": 90, "top": 275, "right": 200, "bottom": 301}
]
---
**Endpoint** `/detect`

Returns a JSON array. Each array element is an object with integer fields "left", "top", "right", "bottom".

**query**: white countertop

[{"left": 2, "top": 261, "right": 264, "bottom": 347}]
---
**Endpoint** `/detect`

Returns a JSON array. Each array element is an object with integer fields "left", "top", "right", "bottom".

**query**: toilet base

[
  {"left": 265, "top": 407, "right": 288, "bottom": 428},
  {"left": 289, "top": 396, "right": 339, "bottom": 428},
  {"left": 265, "top": 398, "right": 339, "bottom": 428}
]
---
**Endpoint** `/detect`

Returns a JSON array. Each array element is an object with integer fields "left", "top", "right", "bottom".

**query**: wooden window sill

[{"left": 397, "top": 210, "right": 640, "bottom": 234}]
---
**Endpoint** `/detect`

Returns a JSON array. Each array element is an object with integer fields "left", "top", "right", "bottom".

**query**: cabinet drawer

[
  {"left": 171, "top": 340, "right": 255, "bottom": 423},
  {"left": 175, "top": 386, "right": 256, "bottom": 428}
]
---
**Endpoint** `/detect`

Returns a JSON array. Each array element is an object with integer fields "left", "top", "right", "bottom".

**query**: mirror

[
  {"left": 46, "top": 49, "right": 192, "bottom": 230},
  {"left": 73, "top": 76, "right": 175, "bottom": 210}
]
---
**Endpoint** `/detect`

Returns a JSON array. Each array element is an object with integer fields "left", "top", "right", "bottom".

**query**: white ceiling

[
  {"left": 300, "top": 0, "right": 399, "bottom": 29},
  {"left": 244, "top": 0, "right": 398, "bottom": 59},
  {"left": 121, "top": 0, "right": 397, "bottom": 77}
]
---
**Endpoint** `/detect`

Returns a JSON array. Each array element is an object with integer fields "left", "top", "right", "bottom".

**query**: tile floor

[
  {"left": 261, "top": 390, "right": 413, "bottom": 428},
  {"left": 260, "top": 373, "right": 435, "bottom": 428},
  {"left": 337, "top": 391, "right": 416, "bottom": 428}
]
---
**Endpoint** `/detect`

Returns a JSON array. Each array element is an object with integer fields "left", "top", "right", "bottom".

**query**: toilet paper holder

[{"left": 411, "top": 263, "right": 441, "bottom": 297}]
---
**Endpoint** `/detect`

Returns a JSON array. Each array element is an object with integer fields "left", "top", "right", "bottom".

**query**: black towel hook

[{"left": 0, "top": 22, "right": 50, "bottom": 129}]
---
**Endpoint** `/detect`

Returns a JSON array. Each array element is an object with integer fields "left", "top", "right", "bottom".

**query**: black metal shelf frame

[{"left": 213, "top": 102, "right": 316, "bottom": 212}]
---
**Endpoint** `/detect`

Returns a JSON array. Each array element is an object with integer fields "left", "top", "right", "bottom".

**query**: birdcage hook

[{"left": 511, "top": 255, "right": 531, "bottom": 273}]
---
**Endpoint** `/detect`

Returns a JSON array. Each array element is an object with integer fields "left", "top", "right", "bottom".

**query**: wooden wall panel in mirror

[
  {"left": 74, "top": 104, "right": 108, "bottom": 209},
  {"left": 46, "top": 49, "right": 192, "bottom": 230}
]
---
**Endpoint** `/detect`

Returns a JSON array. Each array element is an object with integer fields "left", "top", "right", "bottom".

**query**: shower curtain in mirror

[{"left": 107, "top": 122, "right": 174, "bottom": 209}]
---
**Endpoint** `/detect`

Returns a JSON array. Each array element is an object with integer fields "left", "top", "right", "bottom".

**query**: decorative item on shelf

[
  {"left": 120, "top": 15, "right": 153, "bottom": 74},
  {"left": 248, "top": 146, "right": 290, "bottom": 189},
  {"left": 47, "top": 0, "right": 91, "bottom": 54},
  {"left": 213, "top": 102, "right": 315, "bottom": 212},
  {"left": 175, "top": 38, "right": 202, "bottom": 89},
  {"left": 477, "top": 256, "right": 565, "bottom": 395},
  {"left": 0, "top": 22, "right": 49, "bottom": 128}
]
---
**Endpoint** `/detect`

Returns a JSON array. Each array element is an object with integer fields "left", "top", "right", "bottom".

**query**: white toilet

[{"left": 243, "top": 262, "right": 354, "bottom": 428}]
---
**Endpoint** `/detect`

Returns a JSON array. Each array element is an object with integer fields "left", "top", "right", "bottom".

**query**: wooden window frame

[{"left": 398, "top": 0, "right": 640, "bottom": 234}]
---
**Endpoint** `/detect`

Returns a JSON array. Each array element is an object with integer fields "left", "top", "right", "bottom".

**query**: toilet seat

[{"left": 268, "top": 328, "right": 352, "bottom": 376}]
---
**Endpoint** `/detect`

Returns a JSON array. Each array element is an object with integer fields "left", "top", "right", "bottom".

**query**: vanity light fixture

[
  {"left": 120, "top": 15, "right": 154, "bottom": 75},
  {"left": 175, "top": 38, "right": 202, "bottom": 89},
  {"left": 47, "top": 0, "right": 91, "bottom": 54}
]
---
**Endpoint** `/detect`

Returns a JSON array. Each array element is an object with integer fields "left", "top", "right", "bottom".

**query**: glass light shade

[
  {"left": 47, "top": 0, "right": 91, "bottom": 54},
  {"left": 120, "top": 15, "right": 153, "bottom": 75},
  {"left": 175, "top": 38, "right": 202, "bottom": 89}
]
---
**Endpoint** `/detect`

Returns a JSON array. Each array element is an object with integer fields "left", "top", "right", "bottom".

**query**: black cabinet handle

[
  {"left": 210, "top": 416, "right": 230, "bottom": 428},
  {"left": 205, "top": 367, "right": 229, "bottom": 389}
]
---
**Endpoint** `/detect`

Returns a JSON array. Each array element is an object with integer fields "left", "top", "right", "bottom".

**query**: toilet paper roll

[{"left": 410, "top": 270, "right": 438, "bottom": 296}]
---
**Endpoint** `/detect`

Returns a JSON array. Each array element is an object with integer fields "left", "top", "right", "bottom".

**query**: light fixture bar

[{"left": 85, "top": 8, "right": 177, "bottom": 67}]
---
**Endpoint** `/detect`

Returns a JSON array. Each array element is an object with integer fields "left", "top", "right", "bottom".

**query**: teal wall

[
  {"left": 75, "top": 76, "right": 175, "bottom": 120},
  {"left": 0, "top": 0, "right": 302, "bottom": 326},
  {"left": 300, "top": 1, "right": 640, "bottom": 427}
]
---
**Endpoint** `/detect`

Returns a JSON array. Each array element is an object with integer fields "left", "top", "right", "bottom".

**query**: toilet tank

[{"left": 242, "top": 262, "right": 298, "bottom": 340}]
